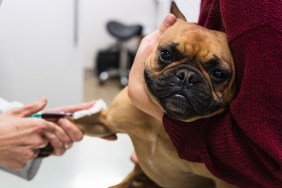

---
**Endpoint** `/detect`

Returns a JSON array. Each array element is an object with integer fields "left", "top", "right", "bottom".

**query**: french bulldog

[{"left": 72, "top": 2, "right": 237, "bottom": 188}]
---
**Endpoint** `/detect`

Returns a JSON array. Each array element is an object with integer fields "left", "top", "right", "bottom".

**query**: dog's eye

[
  {"left": 211, "top": 69, "right": 227, "bottom": 83},
  {"left": 159, "top": 50, "right": 173, "bottom": 63}
]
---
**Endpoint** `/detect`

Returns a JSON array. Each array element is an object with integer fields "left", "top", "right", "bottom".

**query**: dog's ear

[{"left": 170, "top": 1, "right": 186, "bottom": 21}]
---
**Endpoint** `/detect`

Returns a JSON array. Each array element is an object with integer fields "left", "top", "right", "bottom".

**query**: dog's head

[{"left": 144, "top": 2, "right": 236, "bottom": 122}]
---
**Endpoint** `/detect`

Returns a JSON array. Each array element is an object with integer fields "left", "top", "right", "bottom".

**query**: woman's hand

[
  {"left": 0, "top": 98, "right": 56, "bottom": 169},
  {"left": 128, "top": 14, "right": 176, "bottom": 121},
  {"left": 47, "top": 101, "right": 95, "bottom": 145},
  {"left": 0, "top": 98, "right": 94, "bottom": 170}
]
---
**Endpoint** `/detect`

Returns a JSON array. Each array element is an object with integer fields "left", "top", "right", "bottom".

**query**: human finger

[
  {"left": 27, "top": 132, "right": 49, "bottom": 149},
  {"left": 48, "top": 101, "right": 95, "bottom": 114},
  {"left": 31, "top": 148, "right": 40, "bottom": 158},
  {"left": 50, "top": 120, "right": 74, "bottom": 151},
  {"left": 158, "top": 13, "right": 176, "bottom": 35},
  {"left": 130, "top": 14, "right": 176, "bottom": 70},
  {"left": 139, "top": 13, "right": 176, "bottom": 47},
  {"left": 58, "top": 118, "right": 83, "bottom": 142},
  {"left": 44, "top": 132, "right": 65, "bottom": 156},
  {"left": 43, "top": 122, "right": 67, "bottom": 156},
  {"left": 130, "top": 151, "right": 139, "bottom": 164},
  {"left": 8, "top": 98, "right": 48, "bottom": 117}
]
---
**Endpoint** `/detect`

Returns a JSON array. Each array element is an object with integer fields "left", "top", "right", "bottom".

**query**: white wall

[
  {"left": 0, "top": 0, "right": 83, "bottom": 107},
  {"left": 175, "top": 0, "right": 201, "bottom": 22}
]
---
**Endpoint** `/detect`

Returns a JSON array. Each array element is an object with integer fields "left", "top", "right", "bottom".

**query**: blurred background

[{"left": 0, "top": 0, "right": 200, "bottom": 187}]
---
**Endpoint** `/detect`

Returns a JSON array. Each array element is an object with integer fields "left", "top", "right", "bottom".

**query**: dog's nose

[{"left": 175, "top": 69, "right": 199, "bottom": 85}]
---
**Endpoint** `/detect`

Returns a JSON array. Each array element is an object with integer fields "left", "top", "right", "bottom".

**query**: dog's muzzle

[{"left": 144, "top": 65, "right": 220, "bottom": 120}]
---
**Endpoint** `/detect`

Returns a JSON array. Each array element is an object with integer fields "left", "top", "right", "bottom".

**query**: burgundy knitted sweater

[{"left": 163, "top": 0, "right": 282, "bottom": 187}]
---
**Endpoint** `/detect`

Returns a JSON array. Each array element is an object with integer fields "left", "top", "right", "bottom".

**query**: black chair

[{"left": 97, "top": 20, "right": 143, "bottom": 87}]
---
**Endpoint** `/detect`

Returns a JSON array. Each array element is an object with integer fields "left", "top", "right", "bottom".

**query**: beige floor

[
  {"left": 0, "top": 71, "right": 134, "bottom": 188},
  {"left": 84, "top": 70, "right": 122, "bottom": 104}
]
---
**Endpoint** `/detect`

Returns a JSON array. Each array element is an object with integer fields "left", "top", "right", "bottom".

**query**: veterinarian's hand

[
  {"left": 49, "top": 101, "right": 117, "bottom": 141},
  {"left": 44, "top": 100, "right": 97, "bottom": 154},
  {"left": 47, "top": 101, "right": 95, "bottom": 143},
  {"left": 0, "top": 99, "right": 94, "bottom": 170},
  {"left": 128, "top": 14, "right": 176, "bottom": 121},
  {"left": 0, "top": 98, "right": 65, "bottom": 169}
]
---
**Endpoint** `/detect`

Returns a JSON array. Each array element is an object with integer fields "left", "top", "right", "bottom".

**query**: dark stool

[{"left": 98, "top": 20, "right": 143, "bottom": 87}]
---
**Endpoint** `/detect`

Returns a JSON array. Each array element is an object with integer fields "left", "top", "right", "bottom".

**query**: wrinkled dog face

[{"left": 144, "top": 3, "right": 236, "bottom": 122}]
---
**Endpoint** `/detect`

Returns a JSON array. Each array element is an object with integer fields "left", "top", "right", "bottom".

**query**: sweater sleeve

[{"left": 163, "top": 0, "right": 282, "bottom": 187}]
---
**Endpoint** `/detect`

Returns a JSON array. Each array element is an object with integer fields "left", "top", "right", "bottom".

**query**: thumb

[
  {"left": 158, "top": 14, "right": 176, "bottom": 35},
  {"left": 9, "top": 98, "right": 48, "bottom": 117}
]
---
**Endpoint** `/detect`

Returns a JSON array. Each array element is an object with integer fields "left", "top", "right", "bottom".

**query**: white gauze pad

[{"left": 72, "top": 99, "right": 107, "bottom": 119}]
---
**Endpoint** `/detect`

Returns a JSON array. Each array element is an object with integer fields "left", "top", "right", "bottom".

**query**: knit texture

[{"left": 163, "top": 0, "right": 282, "bottom": 187}]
